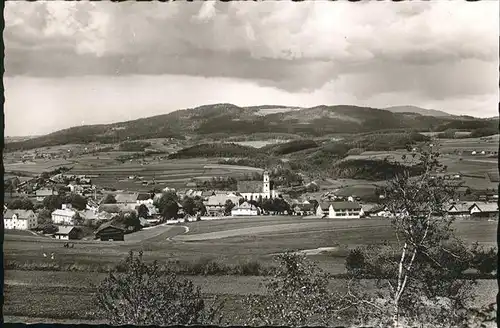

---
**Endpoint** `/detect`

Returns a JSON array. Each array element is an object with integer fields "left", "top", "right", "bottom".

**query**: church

[{"left": 237, "top": 171, "right": 279, "bottom": 201}]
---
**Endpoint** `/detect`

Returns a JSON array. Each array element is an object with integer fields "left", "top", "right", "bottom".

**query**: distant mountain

[
  {"left": 4, "top": 135, "right": 39, "bottom": 143},
  {"left": 384, "top": 105, "right": 452, "bottom": 117},
  {"left": 5, "top": 103, "right": 497, "bottom": 152}
]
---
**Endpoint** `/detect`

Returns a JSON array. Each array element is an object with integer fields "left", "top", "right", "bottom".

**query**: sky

[{"left": 4, "top": 1, "right": 499, "bottom": 136}]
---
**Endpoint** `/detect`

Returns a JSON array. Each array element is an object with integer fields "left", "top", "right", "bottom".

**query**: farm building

[
  {"left": 204, "top": 193, "right": 242, "bottom": 216},
  {"left": 115, "top": 192, "right": 154, "bottom": 205},
  {"left": 231, "top": 201, "right": 260, "bottom": 216},
  {"left": 95, "top": 223, "right": 126, "bottom": 241},
  {"left": 78, "top": 209, "right": 100, "bottom": 224},
  {"left": 36, "top": 188, "right": 58, "bottom": 201},
  {"left": 292, "top": 201, "right": 315, "bottom": 216},
  {"left": 316, "top": 201, "right": 364, "bottom": 219},
  {"left": 363, "top": 204, "right": 392, "bottom": 218},
  {"left": 51, "top": 204, "right": 77, "bottom": 225},
  {"left": 3, "top": 209, "right": 38, "bottom": 230},
  {"left": 53, "top": 226, "right": 80, "bottom": 240},
  {"left": 447, "top": 203, "right": 474, "bottom": 218},
  {"left": 470, "top": 202, "right": 499, "bottom": 219}
]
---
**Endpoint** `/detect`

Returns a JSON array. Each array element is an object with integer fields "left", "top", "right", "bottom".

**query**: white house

[
  {"left": 51, "top": 204, "right": 77, "bottom": 225},
  {"left": 231, "top": 201, "right": 260, "bottom": 216},
  {"left": 204, "top": 193, "right": 242, "bottom": 216},
  {"left": 3, "top": 209, "right": 38, "bottom": 230},
  {"left": 316, "top": 201, "right": 363, "bottom": 219}
]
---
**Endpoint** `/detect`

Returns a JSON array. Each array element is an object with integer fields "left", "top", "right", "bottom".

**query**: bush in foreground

[
  {"left": 94, "top": 251, "right": 224, "bottom": 326},
  {"left": 243, "top": 252, "right": 350, "bottom": 327}
]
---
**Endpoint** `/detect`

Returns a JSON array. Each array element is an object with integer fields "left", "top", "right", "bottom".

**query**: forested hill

[{"left": 5, "top": 103, "right": 497, "bottom": 151}]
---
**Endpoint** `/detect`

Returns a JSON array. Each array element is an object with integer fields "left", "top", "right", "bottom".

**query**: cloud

[{"left": 3, "top": 0, "right": 499, "bottom": 135}]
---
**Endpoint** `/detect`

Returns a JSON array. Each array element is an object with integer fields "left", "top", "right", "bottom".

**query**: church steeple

[{"left": 263, "top": 170, "right": 270, "bottom": 196}]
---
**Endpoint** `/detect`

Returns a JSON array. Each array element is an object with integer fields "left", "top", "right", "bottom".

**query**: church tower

[{"left": 263, "top": 170, "right": 271, "bottom": 198}]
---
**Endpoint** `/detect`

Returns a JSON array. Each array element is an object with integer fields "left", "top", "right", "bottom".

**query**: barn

[
  {"left": 53, "top": 226, "right": 81, "bottom": 240},
  {"left": 95, "top": 223, "right": 126, "bottom": 241}
]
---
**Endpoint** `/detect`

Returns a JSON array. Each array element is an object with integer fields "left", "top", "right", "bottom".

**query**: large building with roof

[
  {"left": 316, "top": 201, "right": 364, "bottom": 219},
  {"left": 52, "top": 204, "right": 77, "bottom": 225},
  {"left": 237, "top": 171, "right": 279, "bottom": 201},
  {"left": 4, "top": 209, "right": 38, "bottom": 230}
]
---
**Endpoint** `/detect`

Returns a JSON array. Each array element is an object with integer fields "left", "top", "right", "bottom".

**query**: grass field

[
  {"left": 4, "top": 271, "right": 497, "bottom": 324},
  {"left": 4, "top": 216, "right": 498, "bottom": 324},
  {"left": 68, "top": 158, "right": 263, "bottom": 191},
  {"left": 5, "top": 216, "right": 497, "bottom": 271}
]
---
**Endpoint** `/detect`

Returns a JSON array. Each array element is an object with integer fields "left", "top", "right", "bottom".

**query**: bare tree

[{"left": 343, "top": 145, "right": 494, "bottom": 327}]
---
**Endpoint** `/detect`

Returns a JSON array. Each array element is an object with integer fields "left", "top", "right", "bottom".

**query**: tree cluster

[
  {"left": 119, "top": 141, "right": 152, "bottom": 152},
  {"left": 199, "top": 177, "right": 237, "bottom": 191},
  {"left": 43, "top": 193, "right": 88, "bottom": 211},
  {"left": 154, "top": 191, "right": 180, "bottom": 220},
  {"left": 7, "top": 197, "right": 35, "bottom": 210}
]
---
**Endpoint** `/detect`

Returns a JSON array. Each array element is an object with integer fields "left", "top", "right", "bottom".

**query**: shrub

[
  {"left": 234, "top": 260, "right": 262, "bottom": 276},
  {"left": 94, "top": 251, "right": 224, "bottom": 326},
  {"left": 244, "top": 252, "right": 350, "bottom": 327}
]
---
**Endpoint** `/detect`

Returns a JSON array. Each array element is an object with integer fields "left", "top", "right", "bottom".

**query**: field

[
  {"left": 3, "top": 159, "right": 76, "bottom": 175},
  {"left": 69, "top": 159, "right": 263, "bottom": 191},
  {"left": 342, "top": 147, "right": 497, "bottom": 190},
  {"left": 4, "top": 216, "right": 498, "bottom": 323},
  {"left": 4, "top": 270, "right": 496, "bottom": 324},
  {"left": 4, "top": 155, "right": 264, "bottom": 191}
]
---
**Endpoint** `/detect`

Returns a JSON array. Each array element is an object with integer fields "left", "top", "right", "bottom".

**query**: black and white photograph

[{"left": 3, "top": 1, "right": 499, "bottom": 327}]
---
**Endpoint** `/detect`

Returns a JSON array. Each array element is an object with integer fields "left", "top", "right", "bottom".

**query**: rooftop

[
  {"left": 52, "top": 208, "right": 76, "bottom": 216},
  {"left": 4, "top": 209, "right": 36, "bottom": 219},
  {"left": 320, "top": 201, "right": 362, "bottom": 210},
  {"left": 237, "top": 181, "right": 263, "bottom": 193},
  {"left": 54, "top": 226, "right": 76, "bottom": 235}
]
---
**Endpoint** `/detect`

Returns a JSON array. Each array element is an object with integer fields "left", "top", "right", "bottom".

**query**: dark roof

[
  {"left": 365, "top": 204, "right": 387, "bottom": 213},
  {"left": 331, "top": 201, "right": 361, "bottom": 210},
  {"left": 96, "top": 222, "right": 126, "bottom": 233},
  {"left": 136, "top": 193, "right": 151, "bottom": 201},
  {"left": 237, "top": 181, "right": 263, "bottom": 193},
  {"left": 293, "top": 203, "right": 315, "bottom": 211}
]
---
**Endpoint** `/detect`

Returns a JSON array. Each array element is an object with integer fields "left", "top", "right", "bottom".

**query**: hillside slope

[
  {"left": 5, "top": 103, "right": 495, "bottom": 151},
  {"left": 384, "top": 105, "right": 451, "bottom": 117}
]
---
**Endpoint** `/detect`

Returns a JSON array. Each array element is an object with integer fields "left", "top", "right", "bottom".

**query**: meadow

[
  {"left": 4, "top": 215, "right": 498, "bottom": 324},
  {"left": 5, "top": 216, "right": 497, "bottom": 269},
  {"left": 4, "top": 155, "right": 265, "bottom": 191},
  {"left": 4, "top": 270, "right": 496, "bottom": 324}
]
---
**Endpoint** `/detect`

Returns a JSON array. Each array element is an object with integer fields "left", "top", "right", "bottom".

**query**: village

[{"left": 4, "top": 163, "right": 499, "bottom": 242}]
